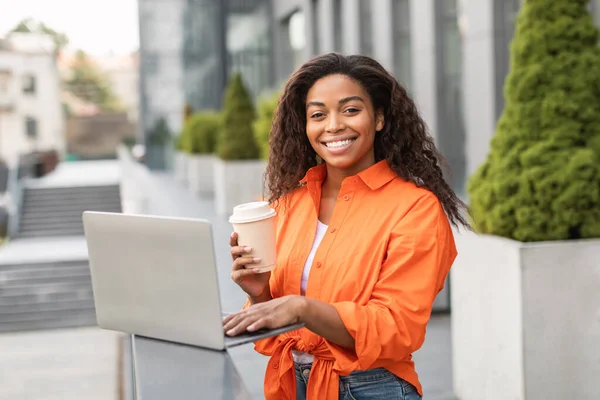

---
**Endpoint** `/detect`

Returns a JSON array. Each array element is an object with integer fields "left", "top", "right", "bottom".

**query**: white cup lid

[{"left": 229, "top": 201, "right": 276, "bottom": 223}]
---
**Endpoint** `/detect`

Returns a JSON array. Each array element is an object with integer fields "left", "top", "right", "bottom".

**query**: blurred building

[
  {"left": 138, "top": 0, "right": 600, "bottom": 190},
  {"left": 137, "top": 0, "right": 186, "bottom": 144},
  {"left": 0, "top": 32, "right": 65, "bottom": 167},
  {"left": 138, "top": 0, "right": 274, "bottom": 169},
  {"left": 183, "top": 0, "right": 273, "bottom": 111}
]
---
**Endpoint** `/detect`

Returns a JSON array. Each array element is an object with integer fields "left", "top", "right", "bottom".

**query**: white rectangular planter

[
  {"left": 451, "top": 231, "right": 600, "bottom": 400},
  {"left": 214, "top": 159, "right": 267, "bottom": 216},
  {"left": 187, "top": 154, "right": 216, "bottom": 197},
  {"left": 173, "top": 151, "right": 189, "bottom": 186}
]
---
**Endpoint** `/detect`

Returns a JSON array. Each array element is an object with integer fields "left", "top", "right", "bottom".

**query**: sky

[{"left": 0, "top": 0, "right": 139, "bottom": 55}]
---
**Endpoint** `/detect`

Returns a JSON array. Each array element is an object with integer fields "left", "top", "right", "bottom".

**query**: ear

[{"left": 375, "top": 109, "right": 384, "bottom": 131}]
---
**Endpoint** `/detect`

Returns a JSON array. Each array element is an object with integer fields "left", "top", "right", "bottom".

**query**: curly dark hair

[{"left": 266, "top": 53, "right": 470, "bottom": 229}]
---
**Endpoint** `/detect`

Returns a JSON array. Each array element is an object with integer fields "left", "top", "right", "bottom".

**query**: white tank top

[{"left": 293, "top": 220, "right": 328, "bottom": 365}]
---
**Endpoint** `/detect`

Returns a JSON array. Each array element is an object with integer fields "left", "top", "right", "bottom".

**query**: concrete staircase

[
  {"left": 18, "top": 185, "right": 122, "bottom": 238},
  {"left": 0, "top": 161, "right": 123, "bottom": 331},
  {"left": 0, "top": 260, "right": 96, "bottom": 332}
]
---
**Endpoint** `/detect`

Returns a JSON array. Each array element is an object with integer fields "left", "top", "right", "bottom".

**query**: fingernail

[
  {"left": 252, "top": 268, "right": 260, "bottom": 273},
  {"left": 253, "top": 257, "right": 261, "bottom": 262},
  {"left": 245, "top": 247, "right": 252, "bottom": 252},
  {"left": 230, "top": 232, "right": 235, "bottom": 238},
  {"left": 247, "top": 325, "right": 256, "bottom": 332},
  {"left": 226, "top": 329, "right": 234, "bottom": 336}
]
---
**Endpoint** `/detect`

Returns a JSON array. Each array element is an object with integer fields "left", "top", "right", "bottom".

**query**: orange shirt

[{"left": 251, "top": 160, "right": 457, "bottom": 399}]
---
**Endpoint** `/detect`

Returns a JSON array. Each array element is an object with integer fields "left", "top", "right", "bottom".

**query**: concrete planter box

[
  {"left": 451, "top": 231, "right": 600, "bottom": 400},
  {"left": 174, "top": 151, "right": 189, "bottom": 186},
  {"left": 188, "top": 154, "right": 216, "bottom": 197},
  {"left": 214, "top": 159, "right": 267, "bottom": 216}
]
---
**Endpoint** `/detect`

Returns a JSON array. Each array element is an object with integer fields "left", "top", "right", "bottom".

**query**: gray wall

[
  {"left": 462, "top": 0, "right": 497, "bottom": 181},
  {"left": 138, "top": 0, "right": 186, "bottom": 139}
]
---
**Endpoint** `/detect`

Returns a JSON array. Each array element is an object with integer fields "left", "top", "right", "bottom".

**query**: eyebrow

[{"left": 306, "top": 96, "right": 365, "bottom": 109}]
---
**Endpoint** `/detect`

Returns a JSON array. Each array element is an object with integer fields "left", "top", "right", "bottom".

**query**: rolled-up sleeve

[
  {"left": 243, "top": 272, "right": 285, "bottom": 356},
  {"left": 328, "top": 194, "right": 457, "bottom": 371}
]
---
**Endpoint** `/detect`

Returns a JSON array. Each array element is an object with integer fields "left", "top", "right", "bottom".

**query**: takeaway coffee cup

[{"left": 229, "top": 201, "right": 277, "bottom": 273}]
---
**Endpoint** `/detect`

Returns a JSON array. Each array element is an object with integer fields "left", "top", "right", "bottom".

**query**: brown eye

[{"left": 311, "top": 112, "right": 325, "bottom": 119}]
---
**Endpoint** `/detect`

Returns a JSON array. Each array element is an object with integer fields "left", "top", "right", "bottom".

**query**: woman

[{"left": 223, "top": 53, "right": 469, "bottom": 400}]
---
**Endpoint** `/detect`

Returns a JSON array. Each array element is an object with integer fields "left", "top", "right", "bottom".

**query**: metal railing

[{"left": 4, "top": 160, "right": 31, "bottom": 239}]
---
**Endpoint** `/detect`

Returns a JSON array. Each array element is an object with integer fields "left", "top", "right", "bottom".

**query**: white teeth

[{"left": 325, "top": 139, "right": 354, "bottom": 149}]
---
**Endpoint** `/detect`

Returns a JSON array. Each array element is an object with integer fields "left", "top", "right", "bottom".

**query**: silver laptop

[{"left": 82, "top": 211, "right": 303, "bottom": 350}]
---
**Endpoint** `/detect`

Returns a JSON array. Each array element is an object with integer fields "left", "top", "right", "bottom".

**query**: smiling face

[{"left": 305, "top": 74, "right": 383, "bottom": 176}]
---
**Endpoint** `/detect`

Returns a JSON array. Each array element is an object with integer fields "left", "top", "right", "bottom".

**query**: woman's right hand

[{"left": 229, "top": 232, "right": 271, "bottom": 301}]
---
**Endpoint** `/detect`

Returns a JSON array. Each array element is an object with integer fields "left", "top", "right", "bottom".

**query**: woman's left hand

[{"left": 223, "top": 295, "right": 306, "bottom": 337}]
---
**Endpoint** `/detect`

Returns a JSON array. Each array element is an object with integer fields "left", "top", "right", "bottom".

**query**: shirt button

[
  {"left": 315, "top": 262, "right": 322, "bottom": 268},
  {"left": 352, "top": 178, "right": 358, "bottom": 184},
  {"left": 302, "top": 369, "right": 310, "bottom": 378},
  {"left": 343, "top": 195, "right": 349, "bottom": 201},
  {"left": 330, "top": 228, "right": 336, "bottom": 233},
  {"left": 273, "top": 362, "right": 279, "bottom": 369},
  {"left": 308, "top": 343, "right": 315, "bottom": 350}
]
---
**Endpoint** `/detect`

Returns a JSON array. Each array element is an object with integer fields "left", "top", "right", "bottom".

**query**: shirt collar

[{"left": 300, "top": 160, "right": 397, "bottom": 190}]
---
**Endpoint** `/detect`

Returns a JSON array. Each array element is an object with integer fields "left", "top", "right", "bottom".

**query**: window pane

[
  {"left": 359, "top": 0, "right": 373, "bottom": 56},
  {"left": 594, "top": 0, "right": 600, "bottom": 26},
  {"left": 0, "top": 70, "right": 10, "bottom": 93},
  {"left": 437, "top": 1, "right": 466, "bottom": 193},
  {"left": 392, "top": 0, "right": 412, "bottom": 90},
  {"left": 444, "top": 0, "right": 458, "bottom": 16},
  {"left": 312, "top": 0, "right": 320, "bottom": 54},
  {"left": 23, "top": 75, "right": 36, "bottom": 94},
  {"left": 25, "top": 117, "right": 38, "bottom": 139},
  {"left": 226, "top": 0, "right": 272, "bottom": 98},
  {"left": 333, "top": 0, "right": 342, "bottom": 52}
]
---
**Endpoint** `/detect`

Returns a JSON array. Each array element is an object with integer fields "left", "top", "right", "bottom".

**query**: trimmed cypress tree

[
  {"left": 217, "top": 73, "right": 260, "bottom": 160},
  {"left": 253, "top": 92, "right": 280, "bottom": 161},
  {"left": 468, "top": 0, "right": 600, "bottom": 242}
]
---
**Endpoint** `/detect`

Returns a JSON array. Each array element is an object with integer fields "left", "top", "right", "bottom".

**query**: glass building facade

[
  {"left": 227, "top": 0, "right": 273, "bottom": 98},
  {"left": 138, "top": 0, "right": 186, "bottom": 169},
  {"left": 183, "top": 0, "right": 227, "bottom": 111},
  {"left": 139, "top": 0, "right": 600, "bottom": 181},
  {"left": 393, "top": 0, "right": 412, "bottom": 91},
  {"left": 494, "top": 0, "right": 522, "bottom": 120},
  {"left": 183, "top": 0, "right": 273, "bottom": 110},
  {"left": 436, "top": 0, "right": 466, "bottom": 193}
]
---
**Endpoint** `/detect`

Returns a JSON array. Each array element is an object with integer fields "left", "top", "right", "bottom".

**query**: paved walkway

[
  {"left": 0, "top": 327, "right": 121, "bottom": 400},
  {"left": 24, "top": 160, "right": 121, "bottom": 189}
]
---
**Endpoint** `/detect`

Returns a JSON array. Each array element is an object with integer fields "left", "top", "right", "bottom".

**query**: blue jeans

[{"left": 295, "top": 363, "right": 422, "bottom": 400}]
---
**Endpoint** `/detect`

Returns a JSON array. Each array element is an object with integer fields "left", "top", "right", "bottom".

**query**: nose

[{"left": 326, "top": 113, "right": 345, "bottom": 133}]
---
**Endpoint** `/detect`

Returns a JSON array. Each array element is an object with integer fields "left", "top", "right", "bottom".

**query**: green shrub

[
  {"left": 147, "top": 118, "right": 171, "bottom": 146},
  {"left": 253, "top": 92, "right": 280, "bottom": 161},
  {"left": 217, "top": 73, "right": 259, "bottom": 160},
  {"left": 468, "top": 0, "right": 600, "bottom": 242},
  {"left": 174, "top": 133, "right": 185, "bottom": 151},
  {"left": 181, "top": 111, "right": 221, "bottom": 154}
]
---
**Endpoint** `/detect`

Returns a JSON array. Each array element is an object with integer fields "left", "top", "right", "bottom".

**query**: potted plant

[
  {"left": 174, "top": 104, "right": 194, "bottom": 186},
  {"left": 173, "top": 132, "right": 188, "bottom": 185},
  {"left": 452, "top": 1, "right": 600, "bottom": 399},
  {"left": 146, "top": 117, "right": 171, "bottom": 170},
  {"left": 253, "top": 91, "right": 279, "bottom": 161},
  {"left": 214, "top": 72, "right": 263, "bottom": 215},
  {"left": 185, "top": 111, "right": 221, "bottom": 196}
]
